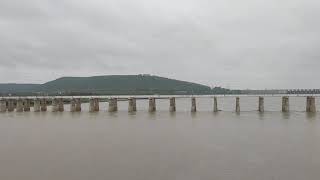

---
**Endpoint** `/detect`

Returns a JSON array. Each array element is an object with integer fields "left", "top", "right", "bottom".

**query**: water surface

[{"left": 0, "top": 97, "right": 320, "bottom": 180}]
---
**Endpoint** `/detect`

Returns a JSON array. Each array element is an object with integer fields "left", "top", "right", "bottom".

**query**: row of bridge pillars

[
  {"left": 256, "top": 96, "right": 316, "bottom": 113},
  {"left": 186, "top": 96, "right": 316, "bottom": 113},
  {"left": 1, "top": 99, "right": 33, "bottom": 112},
  {"left": 0, "top": 96, "right": 317, "bottom": 113}
]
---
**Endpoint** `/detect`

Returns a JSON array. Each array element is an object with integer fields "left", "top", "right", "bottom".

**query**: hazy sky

[{"left": 0, "top": 0, "right": 319, "bottom": 89}]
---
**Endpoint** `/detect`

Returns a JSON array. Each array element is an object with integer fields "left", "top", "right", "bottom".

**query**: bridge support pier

[
  {"left": 306, "top": 96, "right": 316, "bottom": 113},
  {"left": 70, "top": 99, "right": 76, "bottom": 112},
  {"left": 94, "top": 98, "right": 99, "bottom": 111},
  {"left": 128, "top": 98, "right": 136, "bottom": 112},
  {"left": 75, "top": 98, "right": 81, "bottom": 112},
  {"left": 89, "top": 98, "right": 95, "bottom": 112},
  {"left": 24, "top": 99, "right": 30, "bottom": 111},
  {"left": 149, "top": 98, "right": 156, "bottom": 112},
  {"left": 34, "top": 99, "right": 41, "bottom": 112},
  {"left": 41, "top": 99, "right": 47, "bottom": 112},
  {"left": 213, "top": 97, "right": 218, "bottom": 112},
  {"left": 58, "top": 98, "right": 64, "bottom": 112},
  {"left": 191, "top": 97, "right": 197, "bottom": 112},
  {"left": 7, "top": 99, "right": 15, "bottom": 112},
  {"left": 169, "top": 97, "right": 176, "bottom": 112},
  {"left": 108, "top": 98, "right": 118, "bottom": 112},
  {"left": 16, "top": 99, "right": 24, "bottom": 112},
  {"left": 282, "top": 96, "right": 289, "bottom": 112},
  {"left": 52, "top": 99, "right": 59, "bottom": 112},
  {"left": 89, "top": 98, "right": 99, "bottom": 112},
  {"left": 258, "top": 96, "right": 264, "bottom": 112},
  {"left": 236, "top": 97, "right": 240, "bottom": 113},
  {"left": 0, "top": 99, "right": 6, "bottom": 112}
]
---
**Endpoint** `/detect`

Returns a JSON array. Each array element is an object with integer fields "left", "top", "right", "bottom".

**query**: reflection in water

[
  {"left": 169, "top": 112, "right": 176, "bottom": 118},
  {"left": 190, "top": 111, "right": 197, "bottom": 119},
  {"left": 70, "top": 112, "right": 81, "bottom": 118},
  {"left": 128, "top": 111, "right": 137, "bottom": 116},
  {"left": 147, "top": 111, "right": 157, "bottom": 120},
  {"left": 306, "top": 112, "right": 317, "bottom": 121},
  {"left": 282, "top": 112, "right": 291, "bottom": 120},
  {"left": 108, "top": 112, "right": 119, "bottom": 118},
  {"left": 258, "top": 111, "right": 265, "bottom": 120}
]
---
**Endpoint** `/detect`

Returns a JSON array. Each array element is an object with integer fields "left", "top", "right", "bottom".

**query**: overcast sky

[{"left": 0, "top": 0, "right": 319, "bottom": 89}]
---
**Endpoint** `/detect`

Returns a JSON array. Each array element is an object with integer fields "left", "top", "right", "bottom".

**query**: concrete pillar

[
  {"left": 94, "top": 98, "right": 99, "bottom": 111},
  {"left": 108, "top": 98, "right": 118, "bottom": 112},
  {"left": 169, "top": 97, "right": 176, "bottom": 112},
  {"left": 75, "top": 98, "right": 81, "bottom": 112},
  {"left": 128, "top": 98, "right": 137, "bottom": 112},
  {"left": 213, "top": 97, "right": 218, "bottom": 112},
  {"left": 89, "top": 98, "right": 99, "bottom": 112},
  {"left": 69, "top": 98, "right": 81, "bottom": 112},
  {"left": 58, "top": 98, "right": 64, "bottom": 112},
  {"left": 52, "top": 98, "right": 59, "bottom": 112},
  {"left": 89, "top": 98, "right": 95, "bottom": 112},
  {"left": 23, "top": 99, "right": 31, "bottom": 112},
  {"left": 306, "top": 96, "right": 316, "bottom": 113},
  {"left": 258, "top": 96, "right": 264, "bottom": 112},
  {"left": 70, "top": 98, "right": 76, "bottom": 112},
  {"left": 236, "top": 97, "right": 240, "bottom": 113},
  {"left": 7, "top": 99, "right": 15, "bottom": 112},
  {"left": 40, "top": 99, "right": 47, "bottom": 112},
  {"left": 191, "top": 97, "right": 196, "bottom": 112},
  {"left": 16, "top": 99, "right": 24, "bottom": 112},
  {"left": 282, "top": 96, "right": 289, "bottom": 112},
  {"left": 0, "top": 99, "right": 6, "bottom": 112},
  {"left": 34, "top": 99, "right": 41, "bottom": 112},
  {"left": 148, "top": 98, "right": 156, "bottom": 112}
]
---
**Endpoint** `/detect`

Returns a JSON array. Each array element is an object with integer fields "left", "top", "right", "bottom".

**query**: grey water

[{"left": 1, "top": 96, "right": 320, "bottom": 180}]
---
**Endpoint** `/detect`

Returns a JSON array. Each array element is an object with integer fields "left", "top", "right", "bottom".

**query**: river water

[{"left": 0, "top": 96, "right": 320, "bottom": 180}]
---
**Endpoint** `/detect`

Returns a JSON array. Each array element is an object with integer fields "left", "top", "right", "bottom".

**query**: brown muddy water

[{"left": 0, "top": 97, "right": 320, "bottom": 180}]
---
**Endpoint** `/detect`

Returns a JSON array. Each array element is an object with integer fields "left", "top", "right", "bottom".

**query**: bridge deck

[{"left": 1, "top": 94, "right": 320, "bottom": 100}]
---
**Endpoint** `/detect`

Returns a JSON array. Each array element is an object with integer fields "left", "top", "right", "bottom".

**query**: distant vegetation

[{"left": 0, "top": 75, "right": 236, "bottom": 96}]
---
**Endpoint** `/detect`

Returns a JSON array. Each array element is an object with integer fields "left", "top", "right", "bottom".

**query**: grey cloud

[{"left": 0, "top": 0, "right": 319, "bottom": 88}]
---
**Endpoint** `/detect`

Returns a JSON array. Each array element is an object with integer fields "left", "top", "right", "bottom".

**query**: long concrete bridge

[
  {"left": 241, "top": 89, "right": 320, "bottom": 95},
  {"left": 0, "top": 95, "right": 318, "bottom": 113}
]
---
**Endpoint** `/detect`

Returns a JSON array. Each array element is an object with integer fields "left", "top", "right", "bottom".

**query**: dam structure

[{"left": 0, "top": 95, "right": 318, "bottom": 113}]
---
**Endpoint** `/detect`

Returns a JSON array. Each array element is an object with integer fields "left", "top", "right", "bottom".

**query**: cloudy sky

[{"left": 0, "top": 0, "right": 319, "bottom": 89}]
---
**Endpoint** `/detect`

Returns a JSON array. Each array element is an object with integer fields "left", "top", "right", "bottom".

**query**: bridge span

[
  {"left": 2, "top": 93, "right": 320, "bottom": 100},
  {"left": 0, "top": 94, "right": 318, "bottom": 113}
]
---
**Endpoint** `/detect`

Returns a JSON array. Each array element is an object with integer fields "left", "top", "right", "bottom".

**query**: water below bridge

[{"left": 0, "top": 96, "right": 320, "bottom": 180}]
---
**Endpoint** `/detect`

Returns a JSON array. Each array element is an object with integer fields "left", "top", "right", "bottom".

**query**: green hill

[
  {"left": 40, "top": 75, "right": 211, "bottom": 95},
  {"left": 0, "top": 75, "right": 212, "bottom": 95},
  {"left": 0, "top": 84, "right": 40, "bottom": 95}
]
